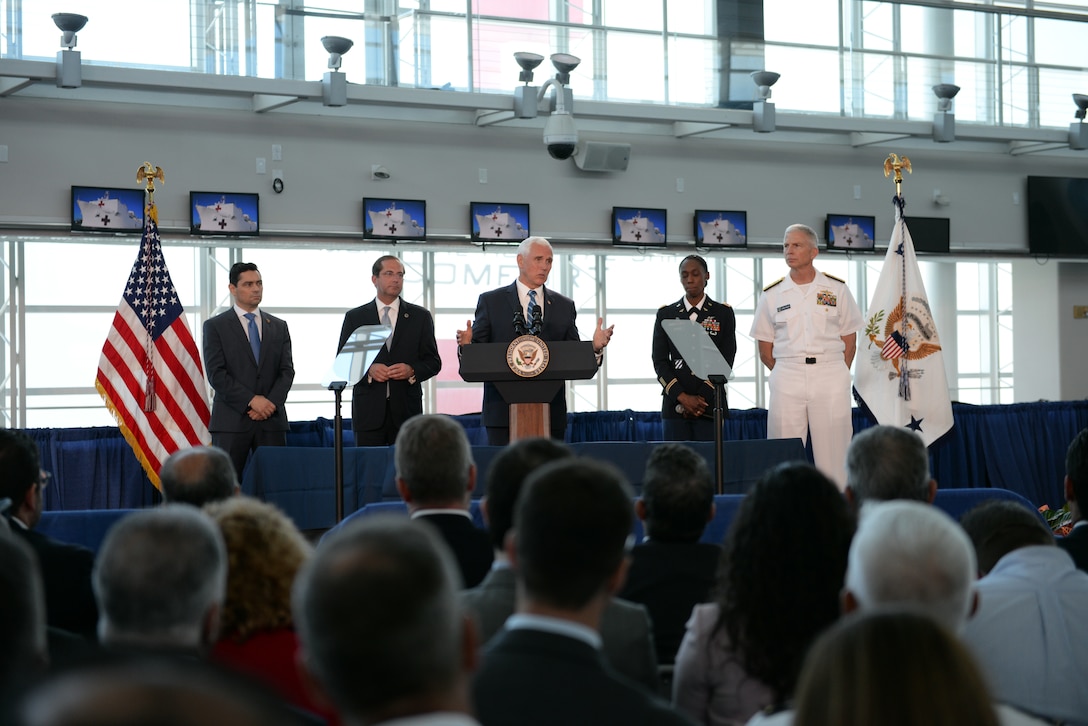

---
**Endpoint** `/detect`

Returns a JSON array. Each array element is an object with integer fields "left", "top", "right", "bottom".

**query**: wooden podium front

[{"left": 459, "top": 340, "right": 599, "bottom": 441}]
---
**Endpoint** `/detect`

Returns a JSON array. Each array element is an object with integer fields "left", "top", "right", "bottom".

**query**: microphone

[{"left": 513, "top": 312, "right": 527, "bottom": 336}]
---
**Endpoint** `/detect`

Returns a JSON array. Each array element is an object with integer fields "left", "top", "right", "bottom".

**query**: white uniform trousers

[{"left": 767, "top": 357, "right": 852, "bottom": 490}]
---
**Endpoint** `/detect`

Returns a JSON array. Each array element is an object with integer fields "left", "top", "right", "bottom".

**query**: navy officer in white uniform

[{"left": 750, "top": 223, "right": 863, "bottom": 489}]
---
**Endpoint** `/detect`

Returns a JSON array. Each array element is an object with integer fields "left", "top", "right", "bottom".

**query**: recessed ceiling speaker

[{"left": 572, "top": 141, "right": 631, "bottom": 172}]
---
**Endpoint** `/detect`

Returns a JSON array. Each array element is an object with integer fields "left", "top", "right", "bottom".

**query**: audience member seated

[
  {"left": 1058, "top": 427, "right": 1088, "bottom": 572},
  {"left": 839, "top": 500, "right": 1048, "bottom": 726},
  {"left": 471, "top": 458, "right": 692, "bottom": 726},
  {"left": 460, "top": 438, "right": 660, "bottom": 693},
  {"left": 844, "top": 424, "right": 936, "bottom": 509},
  {"left": 11, "top": 654, "right": 312, "bottom": 726},
  {"left": 620, "top": 443, "right": 721, "bottom": 666},
  {"left": 293, "top": 516, "right": 482, "bottom": 726},
  {"left": 0, "top": 534, "right": 48, "bottom": 709},
  {"left": 672, "top": 463, "right": 854, "bottom": 726},
  {"left": 93, "top": 505, "right": 226, "bottom": 655},
  {"left": 395, "top": 414, "right": 492, "bottom": 588},
  {"left": 204, "top": 496, "right": 337, "bottom": 724},
  {"left": 793, "top": 611, "right": 1000, "bottom": 726},
  {"left": 161, "top": 445, "right": 240, "bottom": 507},
  {"left": 0, "top": 429, "right": 98, "bottom": 639},
  {"left": 960, "top": 499, "right": 1088, "bottom": 724}
]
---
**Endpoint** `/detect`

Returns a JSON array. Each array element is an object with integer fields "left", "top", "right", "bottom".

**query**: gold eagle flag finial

[
  {"left": 883, "top": 153, "right": 911, "bottom": 197},
  {"left": 136, "top": 162, "right": 164, "bottom": 224}
]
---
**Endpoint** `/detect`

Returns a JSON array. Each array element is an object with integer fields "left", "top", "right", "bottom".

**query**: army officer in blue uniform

[{"left": 652, "top": 255, "right": 737, "bottom": 441}]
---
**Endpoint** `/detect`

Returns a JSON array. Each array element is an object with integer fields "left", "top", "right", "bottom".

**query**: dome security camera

[{"left": 543, "top": 111, "right": 578, "bottom": 160}]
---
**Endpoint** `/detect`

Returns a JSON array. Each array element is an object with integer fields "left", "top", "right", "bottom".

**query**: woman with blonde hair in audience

[
  {"left": 793, "top": 610, "right": 1000, "bottom": 726},
  {"left": 204, "top": 496, "right": 337, "bottom": 724},
  {"left": 672, "top": 462, "right": 855, "bottom": 725}
]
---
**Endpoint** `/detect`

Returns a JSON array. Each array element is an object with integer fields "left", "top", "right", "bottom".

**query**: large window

[{"left": 0, "top": 235, "right": 1012, "bottom": 427}]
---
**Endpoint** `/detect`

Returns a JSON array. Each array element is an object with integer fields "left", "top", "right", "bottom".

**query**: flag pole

[
  {"left": 883, "top": 154, "right": 913, "bottom": 401},
  {"left": 136, "top": 163, "right": 165, "bottom": 412}
]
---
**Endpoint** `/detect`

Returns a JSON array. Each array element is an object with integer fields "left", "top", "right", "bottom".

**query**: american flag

[
  {"left": 882, "top": 329, "right": 908, "bottom": 359},
  {"left": 95, "top": 202, "right": 210, "bottom": 489}
]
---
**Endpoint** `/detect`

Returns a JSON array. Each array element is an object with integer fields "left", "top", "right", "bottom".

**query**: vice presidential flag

[
  {"left": 854, "top": 196, "right": 953, "bottom": 446},
  {"left": 95, "top": 201, "right": 210, "bottom": 488}
]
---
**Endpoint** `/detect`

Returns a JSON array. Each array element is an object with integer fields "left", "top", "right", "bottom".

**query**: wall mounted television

[
  {"left": 71, "top": 186, "right": 146, "bottom": 234},
  {"left": 1026, "top": 176, "right": 1088, "bottom": 257},
  {"left": 904, "top": 216, "right": 951, "bottom": 254},
  {"left": 612, "top": 206, "right": 667, "bottom": 246},
  {"left": 694, "top": 210, "right": 747, "bottom": 247},
  {"left": 471, "top": 202, "right": 529, "bottom": 242},
  {"left": 190, "top": 192, "right": 260, "bottom": 236},
  {"left": 364, "top": 198, "right": 427, "bottom": 241},
  {"left": 825, "top": 214, "right": 876, "bottom": 251}
]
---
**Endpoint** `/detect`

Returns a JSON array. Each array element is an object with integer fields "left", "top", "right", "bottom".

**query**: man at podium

[{"left": 457, "top": 237, "right": 613, "bottom": 445}]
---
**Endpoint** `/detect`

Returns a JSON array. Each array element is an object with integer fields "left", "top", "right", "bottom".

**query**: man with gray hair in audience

[
  {"left": 93, "top": 505, "right": 227, "bottom": 654},
  {"left": 844, "top": 424, "right": 937, "bottom": 509},
  {"left": 837, "top": 500, "right": 1047, "bottom": 726},
  {"left": 395, "top": 414, "right": 492, "bottom": 588},
  {"left": 160, "top": 445, "right": 240, "bottom": 507},
  {"left": 293, "top": 516, "right": 481, "bottom": 726}
]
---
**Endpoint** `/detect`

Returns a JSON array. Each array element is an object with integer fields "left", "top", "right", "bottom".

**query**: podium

[{"left": 459, "top": 339, "right": 599, "bottom": 441}]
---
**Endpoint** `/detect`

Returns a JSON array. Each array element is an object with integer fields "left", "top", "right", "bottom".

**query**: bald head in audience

[
  {"left": 845, "top": 425, "right": 936, "bottom": 508},
  {"left": 160, "top": 446, "right": 239, "bottom": 507},
  {"left": 293, "top": 516, "right": 477, "bottom": 725}
]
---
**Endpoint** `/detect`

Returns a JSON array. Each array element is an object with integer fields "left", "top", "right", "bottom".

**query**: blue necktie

[
  {"left": 527, "top": 290, "right": 539, "bottom": 333},
  {"left": 244, "top": 312, "right": 260, "bottom": 363}
]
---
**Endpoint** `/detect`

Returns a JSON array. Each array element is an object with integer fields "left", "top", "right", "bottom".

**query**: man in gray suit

[
  {"left": 460, "top": 437, "right": 660, "bottom": 693},
  {"left": 202, "top": 262, "right": 295, "bottom": 480}
]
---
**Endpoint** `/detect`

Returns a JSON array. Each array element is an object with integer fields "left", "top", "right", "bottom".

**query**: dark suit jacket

[
  {"left": 652, "top": 297, "right": 737, "bottom": 421},
  {"left": 414, "top": 512, "right": 493, "bottom": 589},
  {"left": 336, "top": 298, "right": 441, "bottom": 437},
  {"left": 470, "top": 283, "right": 581, "bottom": 434},
  {"left": 10, "top": 520, "right": 98, "bottom": 638},
  {"left": 203, "top": 308, "right": 294, "bottom": 432},
  {"left": 618, "top": 541, "right": 722, "bottom": 664},
  {"left": 460, "top": 566, "right": 660, "bottom": 693},
  {"left": 473, "top": 627, "right": 693, "bottom": 726},
  {"left": 1058, "top": 525, "right": 1088, "bottom": 573}
]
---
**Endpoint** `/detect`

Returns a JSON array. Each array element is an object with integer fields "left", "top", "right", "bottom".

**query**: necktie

[
  {"left": 381, "top": 305, "right": 392, "bottom": 350},
  {"left": 527, "top": 290, "right": 539, "bottom": 332},
  {"left": 689, "top": 307, "right": 699, "bottom": 321},
  {"left": 244, "top": 312, "right": 260, "bottom": 363}
]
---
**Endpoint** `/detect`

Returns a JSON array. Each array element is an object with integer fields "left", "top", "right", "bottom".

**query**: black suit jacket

[
  {"left": 337, "top": 298, "right": 441, "bottom": 437},
  {"left": 10, "top": 520, "right": 98, "bottom": 638},
  {"left": 1058, "top": 526, "right": 1088, "bottom": 573},
  {"left": 473, "top": 627, "right": 693, "bottom": 726},
  {"left": 652, "top": 297, "right": 737, "bottom": 420},
  {"left": 203, "top": 308, "right": 294, "bottom": 432},
  {"left": 414, "top": 512, "right": 493, "bottom": 589},
  {"left": 470, "top": 283, "right": 581, "bottom": 432},
  {"left": 618, "top": 541, "right": 722, "bottom": 664}
]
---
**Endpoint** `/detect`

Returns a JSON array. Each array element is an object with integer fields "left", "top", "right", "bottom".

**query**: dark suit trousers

[
  {"left": 355, "top": 398, "right": 398, "bottom": 446},
  {"left": 213, "top": 428, "right": 287, "bottom": 480}
]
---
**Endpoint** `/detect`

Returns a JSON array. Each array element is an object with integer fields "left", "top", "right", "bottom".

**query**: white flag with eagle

[{"left": 854, "top": 196, "right": 953, "bottom": 446}]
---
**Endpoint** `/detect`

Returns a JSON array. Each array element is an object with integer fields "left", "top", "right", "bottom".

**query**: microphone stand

[{"left": 328, "top": 380, "right": 347, "bottom": 523}]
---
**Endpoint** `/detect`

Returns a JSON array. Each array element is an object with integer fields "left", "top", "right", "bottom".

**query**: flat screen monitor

[
  {"left": 905, "top": 216, "right": 950, "bottom": 253},
  {"left": 825, "top": 214, "right": 876, "bottom": 251},
  {"left": 364, "top": 198, "right": 427, "bottom": 241},
  {"left": 694, "top": 210, "right": 747, "bottom": 247},
  {"left": 470, "top": 202, "right": 529, "bottom": 242},
  {"left": 1026, "top": 176, "right": 1088, "bottom": 257},
  {"left": 612, "top": 206, "right": 667, "bottom": 246},
  {"left": 71, "top": 186, "right": 146, "bottom": 234},
  {"left": 190, "top": 192, "right": 260, "bottom": 236}
]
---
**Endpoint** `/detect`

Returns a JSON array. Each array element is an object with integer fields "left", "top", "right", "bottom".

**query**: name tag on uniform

[
  {"left": 816, "top": 290, "right": 838, "bottom": 307},
  {"left": 777, "top": 304, "right": 791, "bottom": 312}
]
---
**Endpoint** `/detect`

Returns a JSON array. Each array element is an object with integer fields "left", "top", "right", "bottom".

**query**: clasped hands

[
  {"left": 247, "top": 395, "right": 276, "bottom": 421},
  {"left": 367, "top": 363, "right": 415, "bottom": 383},
  {"left": 677, "top": 392, "right": 709, "bottom": 418}
]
